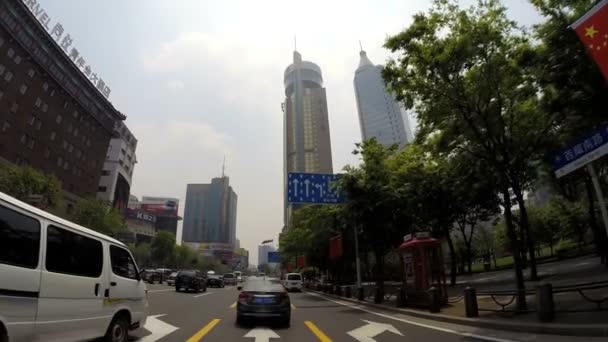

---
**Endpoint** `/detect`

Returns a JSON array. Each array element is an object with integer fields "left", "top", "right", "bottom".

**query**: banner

[
  {"left": 572, "top": 0, "right": 608, "bottom": 79},
  {"left": 296, "top": 255, "right": 306, "bottom": 268},
  {"left": 329, "top": 234, "right": 343, "bottom": 260}
]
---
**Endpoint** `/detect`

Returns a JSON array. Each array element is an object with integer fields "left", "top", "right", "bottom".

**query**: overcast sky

[{"left": 36, "top": 0, "right": 541, "bottom": 264}]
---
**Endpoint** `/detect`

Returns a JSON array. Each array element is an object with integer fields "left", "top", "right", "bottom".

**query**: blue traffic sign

[
  {"left": 552, "top": 123, "right": 608, "bottom": 178},
  {"left": 268, "top": 251, "right": 281, "bottom": 263},
  {"left": 287, "top": 172, "right": 345, "bottom": 204}
]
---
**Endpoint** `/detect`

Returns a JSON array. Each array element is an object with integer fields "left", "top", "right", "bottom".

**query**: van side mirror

[{"left": 237, "top": 285, "right": 242, "bottom": 291}]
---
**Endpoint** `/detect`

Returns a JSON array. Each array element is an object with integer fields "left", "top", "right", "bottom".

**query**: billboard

[{"left": 139, "top": 196, "right": 179, "bottom": 216}]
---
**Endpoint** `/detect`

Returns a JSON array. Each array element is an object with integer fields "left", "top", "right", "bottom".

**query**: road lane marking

[
  {"left": 230, "top": 302, "right": 237, "bottom": 308},
  {"left": 147, "top": 289, "right": 174, "bottom": 293},
  {"left": 193, "top": 292, "right": 213, "bottom": 298},
  {"left": 291, "top": 303, "right": 296, "bottom": 309},
  {"left": 185, "top": 319, "right": 221, "bottom": 342},
  {"left": 304, "top": 321, "right": 332, "bottom": 342},
  {"left": 140, "top": 314, "right": 178, "bottom": 342},
  {"left": 306, "top": 292, "right": 517, "bottom": 342}
]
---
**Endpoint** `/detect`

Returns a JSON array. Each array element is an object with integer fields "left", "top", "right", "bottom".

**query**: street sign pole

[
  {"left": 587, "top": 163, "right": 608, "bottom": 238},
  {"left": 353, "top": 225, "right": 362, "bottom": 288}
]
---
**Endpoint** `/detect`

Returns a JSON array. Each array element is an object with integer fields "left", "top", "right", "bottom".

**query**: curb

[{"left": 305, "top": 289, "right": 608, "bottom": 337}]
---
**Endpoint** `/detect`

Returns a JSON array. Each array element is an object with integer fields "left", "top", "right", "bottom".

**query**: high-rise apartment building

[
  {"left": 182, "top": 176, "right": 237, "bottom": 247},
  {"left": 354, "top": 49, "right": 412, "bottom": 148},
  {"left": 282, "top": 51, "right": 333, "bottom": 230}
]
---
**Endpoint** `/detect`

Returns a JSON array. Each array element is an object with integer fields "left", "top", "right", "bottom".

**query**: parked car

[
  {"left": 236, "top": 277, "right": 291, "bottom": 327},
  {"left": 283, "top": 273, "right": 303, "bottom": 292},
  {"left": 156, "top": 268, "right": 172, "bottom": 283},
  {"left": 206, "top": 274, "right": 225, "bottom": 288},
  {"left": 142, "top": 269, "right": 160, "bottom": 284},
  {"left": 223, "top": 273, "right": 237, "bottom": 286},
  {"left": 0, "top": 192, "right": 148, "bottom": 342},
  {"left": 175, "top": 270, "right": 207, "bottom": 292},
  {"left": 167, "top": 271, "right": 178, "bottom": 286}
]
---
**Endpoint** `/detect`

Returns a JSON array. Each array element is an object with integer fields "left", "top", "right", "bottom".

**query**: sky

[{"left": 35, "top": 0, "right": 542, "bottom": 264}]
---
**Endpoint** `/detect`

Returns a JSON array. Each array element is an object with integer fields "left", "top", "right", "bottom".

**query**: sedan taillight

[{"left": 238, "top": 292, "right": 251, "bottom": 303}]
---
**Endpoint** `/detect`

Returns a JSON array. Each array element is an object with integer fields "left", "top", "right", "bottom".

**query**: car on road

[
  {"left": 0, "top": 192, "right": 148, "bottom": 342},
  {"left": 206, "top": 274, "right": 225, "bottom": 288},
  {"left": 236, "top": 278, "right": 291, "bottom": 327},
  {"left": 141, "top": 268, "right": 160, "bottom": 283},
  {"left": 167, "top": 271, "right": 178, "bottom": 286},
  {"left": 223, "top": 272, "right": 237, "bottom": 286},
  {"left": 175, "top": 270, "right": 207, "bottom": 293},
  {"left": 283, "top": 273, "right": 303, "bottom": 292}
]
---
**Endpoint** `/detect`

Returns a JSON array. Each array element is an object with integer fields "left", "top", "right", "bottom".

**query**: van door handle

[
  {"left": 110, "top": 282, "right": 117, "bottom": 287},
  {"left": 94, "top": 283, "right": 100, "bottom": 296}
]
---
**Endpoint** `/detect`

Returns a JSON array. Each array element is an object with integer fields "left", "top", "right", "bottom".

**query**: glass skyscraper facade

[{"left": 354, "top": 50, "right": 412, "bottom": 148}]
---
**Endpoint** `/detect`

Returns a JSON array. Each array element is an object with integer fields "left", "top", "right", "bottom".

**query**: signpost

[
  {"left": 286, "top": 172, "right": 361, "bottom": 290},
  {"left": 552, "top": 124, "right": 608, "bottom": 238},
  {"left": 268, "top": 251, "right": 282, "bottom": 264}
]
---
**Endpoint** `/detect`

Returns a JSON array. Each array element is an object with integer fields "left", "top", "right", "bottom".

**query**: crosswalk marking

[
  {"left": 304, "top": 321, "right": 332, "bottom": 342},
  {"left": 185, "top": 318, "right": 221, "bottom": 342}
]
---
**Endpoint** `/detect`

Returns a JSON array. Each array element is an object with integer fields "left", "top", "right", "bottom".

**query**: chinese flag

[{"left": 573, "top": 0, "right": 608, "bottom": 79}]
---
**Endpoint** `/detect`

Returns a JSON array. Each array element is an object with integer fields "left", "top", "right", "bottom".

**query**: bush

[{"left": 555, "top": 240, "right": 577, "bottom": 259}]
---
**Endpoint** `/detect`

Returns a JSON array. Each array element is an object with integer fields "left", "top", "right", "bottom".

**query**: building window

[
  {"left": 67, "top": 123, "right": 73, "bottom": 133},
  {"left": 101, "top": 170, "right": 110, "bottom": 176},
  {"left": 62, "top": 140, "right": 68, "bottom": 149},
  {"left": 57, "top": 157, "right": 63, "bottom": 167},
  {"left": 1, "top": 121, "right": 10, "bottom": 132},
  {"left": 28, "top": 115, "right": 35, "bottom": 125},
  {"left": 56, "top": 115, "right": 62, "bottom": 124},
  {"left": 72, "top": 110, "right": 79, "bottom": 118},
  {"left": 41, "top": 103, "right": 48, "bottom": 113},
  {"left": 44, "top": 149, "right": 50, "bottom": 159},
  {"left": 0, "top": 64, "right": 5, "bottom": 75},
  {"left": 27, "top": 139, "right": 34, "bottom": 150},
  {"left": 35, "top": 97, "right": 42, "bottom": 107},
  {"left": 50, "top": 131, "right": 56, "bottom": 140},
  {"left": 13, "top": 56, "right": 21, "bottom": 65},
  {"left": 20, "top": 134, "right": 26, "bottom": 144},
  {"left": 19, "top": 84, "right": 27, "bottom": 95},
  {"left": 98, "top": 186, "right": 107, "bottom": 192},
  {"left": 27, "top": 69, "right": 35, "bottom": 78},
  {"left": 68, "top": 145, "right": 73, "bottom": 153},
  {"left": 50, "top": 89, "right": 55, "bottom": 97},
  {"left": 76, "top": 149, "right": 82, "bottom": 158},
  {"left": 0, "top": 37, "right": 3, "bottom": 47},
  {"left": 63, "top": 101, "right": 69, "bottom": 109},
  {"left": 121, "top": 148, "right": 126, "bottom": 155},
  {"left": 74, "top": 128, "right": 78, "bottom": 137},
  {"left": 63, "top": 161, "right": 68, "bottom": 170},
  {"left": 4, "top": 71, "right": 13, "bottom": 82},
  {"left": 42, "top": 82, "right": 48, "bottom": 91},
  {"left": 10, "top": 103, "right": 18, "bottom": 113},
  {"left": 0, "top": 90, "right": 3, "bottom": 100},
  {"left": 7, "top": 48, "right": 14, "bottom": 58},
  {"left": 35, "top": 120, "right": 41, "bottom": 130}
]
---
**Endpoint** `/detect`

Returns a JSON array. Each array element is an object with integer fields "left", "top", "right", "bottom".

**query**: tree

[
  {"left": 0, "top": 165, "right": 61, "bottom": 209},
  {"left": 151, "top": 231, "right": 176, "bottom": 267},
  {"left": 72, "top": 198, "right": 126, "bottom": 236},
  {"left": 383, "top": 0, "right": 553, "bottom": 308},
  {"left": 129, "top": 243, "right": 152, "bottom": 268},
  {"left": 175, "top": 244, "right": 199, "bottom": 269}
]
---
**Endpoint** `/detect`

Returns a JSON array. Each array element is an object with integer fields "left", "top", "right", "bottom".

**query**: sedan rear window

[
  {"left": 224, "top": 273, "right": 234, "bottom": 278},
  {"left": 287, "top": 274, "right": 302, "bottom": 281}
]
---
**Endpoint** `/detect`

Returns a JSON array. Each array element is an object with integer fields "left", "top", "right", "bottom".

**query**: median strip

[
  {"left": 185, "top": 318, "right": 221, "bottom": 342},
  {"left": 304, "top": 321, "right": 332, "bottom": 342}
]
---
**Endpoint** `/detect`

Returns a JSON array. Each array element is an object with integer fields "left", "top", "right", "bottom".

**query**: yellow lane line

[
  {"left": 230, "top": 302, "right": 237, "bottom": 309},
  {"left": 291, "top": 303, "right": 296, "bottom": 309},
  {"left": 304, "top": 320, "right": 332, "bottom": 342},
  {"left": 185, "top": 318, "right": 221, "bottom": 342}
]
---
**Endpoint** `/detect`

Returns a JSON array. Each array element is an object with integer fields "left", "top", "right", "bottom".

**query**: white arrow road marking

[
  {"left": 139, "top": 314, "right": 178, "bottom": 342},
  {"left": 347, "top": 319, "right": 402, "bottom": 342},
  {"left": 243, "top": 327, "right": 280, "bottom": 342}
]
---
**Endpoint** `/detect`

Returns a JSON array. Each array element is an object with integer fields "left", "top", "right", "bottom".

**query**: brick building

[{"left": 0, "top": 0, "right": 125, "bottom": 199}]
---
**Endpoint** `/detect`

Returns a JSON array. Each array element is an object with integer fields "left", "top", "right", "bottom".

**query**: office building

[
  {"left": 97, "top": 121, "right": 137, "bottom": 210},
  {"left": 354, "top": 49, "right": 412, "bottom": 148},
  {"left": 282, "top": 50, "right": 333, "bottom": 230},
  {"left": 182, "top": 176, "right": 238, "bottom": 247},
  {"left": 0, "top": 0, "right": 126, "bottom": 198},
  {"left": 258, "top": 244, "right": 276, "bottom": 266}
]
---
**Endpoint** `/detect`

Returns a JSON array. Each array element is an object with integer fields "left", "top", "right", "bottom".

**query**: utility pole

[{"left": 353, "top": 225, "right": 362, "bottom": 288}]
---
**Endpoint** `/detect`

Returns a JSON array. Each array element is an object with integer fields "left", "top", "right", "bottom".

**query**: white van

[
  {"left": 0, "top": 192, "right": 148, "bottom": 342},
  {"left": 283, "top": 273, "right": 303, "bottom": 292}
]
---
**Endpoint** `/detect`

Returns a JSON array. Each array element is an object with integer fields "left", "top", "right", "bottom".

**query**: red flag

[
  {"left": 573, "top": 0, "right": 608, "bottom": 79},
  {"left": 296, "top": 255, "right": 306, "bottom": 268},
  {"left": 329, "top": 234, "right": 343, "bottom": 259},
  {"left": 286, "top": 263, "right": 293, "bottom": 272}
]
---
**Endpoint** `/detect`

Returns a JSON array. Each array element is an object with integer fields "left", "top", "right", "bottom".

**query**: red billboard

[
  {"left": 296, "top": 255, "right": 306, "bottom": 268},
  {"left": 329, "top": 234, "right": 343, "bottom": 260},
  {"left": 138, "top": 197, "right": 179, "bottom": 216}
]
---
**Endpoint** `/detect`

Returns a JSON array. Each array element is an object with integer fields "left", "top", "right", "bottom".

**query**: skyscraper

[
  {"left": 182, "top": 176, "right": 238, "bottom": 247},
  {"left": 282, "top": 51, "right": 333, "bottom": 230},
  {"left": 354, "top": 49, "right": 412, "bottom": 148}
]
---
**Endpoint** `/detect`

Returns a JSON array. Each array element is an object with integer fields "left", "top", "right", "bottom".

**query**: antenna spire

[
  {"left": 222, "top": 155, "right": 226, "bottom": 178},
  {"left": 359, "top": 40, "right": 363, "bottom": 52},
  {"left": 294, "top": 35, "right": 297, "bottom": 51}
]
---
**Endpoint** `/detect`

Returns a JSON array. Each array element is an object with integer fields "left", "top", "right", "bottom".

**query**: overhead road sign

[{"left": 287, "top": 172, "right": 345, "bottom": 204}]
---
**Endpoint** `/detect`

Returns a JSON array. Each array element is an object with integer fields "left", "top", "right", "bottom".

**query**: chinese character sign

[
  {"left": 287, "top": 172, "right": 345, "bottom": 204},
  {"left": 552, "top": 124, "right": 608, "bottom": 178}
]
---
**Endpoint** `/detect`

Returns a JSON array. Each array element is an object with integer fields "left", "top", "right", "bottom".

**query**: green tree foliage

[
  {"left": 72, "top": 198, "right": 126, "bottom": 236},
  {"left": 129, "top": 243, "right": 152, "bottom": 268},
  {"left": 0, "top": 165, "right": 61, "bottom": 209},
  {"left": 174, "top": 244, "right": 199, "bottom": 269},
  {"left": 151, "top": 231, "right": 176, "bottom": 267}
]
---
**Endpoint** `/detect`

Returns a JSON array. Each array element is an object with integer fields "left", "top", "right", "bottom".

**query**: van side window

[
  {"left": 46, "top": 225, "right": 103, "bottom": 278},
  {"left": 0, "top": 204, "right": 40, "bottom": 268},
  {"left": 110, "top": 245, "right": 138, "bottom": 280}
]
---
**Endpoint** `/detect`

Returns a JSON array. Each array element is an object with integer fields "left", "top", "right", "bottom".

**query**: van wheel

[
  {"left": 0, "top": 324, "right": 7, "bottom": 342},
  {"left": 104, "top": 314, "right": 129, "bottom": 342}
]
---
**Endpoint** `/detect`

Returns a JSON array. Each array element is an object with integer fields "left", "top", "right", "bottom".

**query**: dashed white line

[
  {"left": 194, "top": 292, "right": 213, "bottom": 298},
  {"left": 147, "top": 289, "right": 175, "bottom": 293}
]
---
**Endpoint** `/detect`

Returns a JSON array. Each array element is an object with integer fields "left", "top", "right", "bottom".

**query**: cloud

[{"left": 167, "top": 80, "right": 184, "bottom": 90}]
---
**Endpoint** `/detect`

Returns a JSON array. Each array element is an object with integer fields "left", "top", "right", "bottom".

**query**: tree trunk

[
  {"left": 501, "top": 185, "right": 527, "bottom": 310},
  {"left": 513, "top": 184, "right": 538, "bottom": 281},
  {"left": 446, "top": 233, "right": 457, "bottom": 286},
  {"left": 585, "top": 174, "right": 608, "bottom": 262}
]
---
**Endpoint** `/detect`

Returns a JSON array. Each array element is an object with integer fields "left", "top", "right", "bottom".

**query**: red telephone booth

[{"left": 399, "top": 232, "right": 447, "bottom": 305}]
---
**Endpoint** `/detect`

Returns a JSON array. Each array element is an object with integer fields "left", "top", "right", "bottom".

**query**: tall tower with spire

[
  {"left": 282, "top": 50, "right": 333, "bottom": 231},
  {"left": 354, "top": 48, "right": 412, "bottom": 148}
]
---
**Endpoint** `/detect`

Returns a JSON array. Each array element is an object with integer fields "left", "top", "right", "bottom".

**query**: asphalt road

[{"left": 132, "top": 281, "right": 606, "bottom": 342}]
